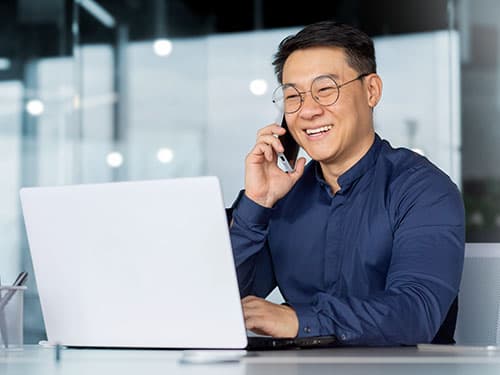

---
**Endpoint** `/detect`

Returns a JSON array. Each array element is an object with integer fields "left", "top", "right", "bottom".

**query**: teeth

[{"left": 306, "top": 125, "right": 333, "bottom": 135}]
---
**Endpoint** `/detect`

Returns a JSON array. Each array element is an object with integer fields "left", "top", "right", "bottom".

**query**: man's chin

[{"left": 306, "top": 151, "right": 337, "bottom": 165}]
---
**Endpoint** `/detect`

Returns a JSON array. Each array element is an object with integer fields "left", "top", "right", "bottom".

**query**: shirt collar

[{"left": 314, "top": 133, "right": 382, "bottom": 195}]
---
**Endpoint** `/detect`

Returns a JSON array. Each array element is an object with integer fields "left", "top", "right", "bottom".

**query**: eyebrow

[
  {"left": 327, "top": 73, "right": 340, "bottom": 80},
  {"left": 283, "top": 73, "right": 341, "bottom": 86}
]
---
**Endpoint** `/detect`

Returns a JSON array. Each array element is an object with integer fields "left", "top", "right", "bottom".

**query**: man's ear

[{"left": 365, "top": 73, "right": 383, "bottom": 108}]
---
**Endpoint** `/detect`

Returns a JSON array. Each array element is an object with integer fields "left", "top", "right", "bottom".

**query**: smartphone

[{"left": 276, "top": 116, "right": 300, "bottom": 173}]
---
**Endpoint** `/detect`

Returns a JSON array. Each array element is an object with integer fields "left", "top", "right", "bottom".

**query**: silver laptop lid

[{"left": 20, "top": 176, "right": 247, "bottom": 349}]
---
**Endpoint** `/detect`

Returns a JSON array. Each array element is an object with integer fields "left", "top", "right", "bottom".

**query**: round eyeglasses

[{"left": 272, "top": 73, "right": 370, "bottom": 114}]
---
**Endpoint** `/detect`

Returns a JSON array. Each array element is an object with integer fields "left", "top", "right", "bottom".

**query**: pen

[{"left": 13, "top": 272, "right": 28, "bottom": 287}]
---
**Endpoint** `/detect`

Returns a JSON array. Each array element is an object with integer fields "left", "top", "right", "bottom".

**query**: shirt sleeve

[
  {"left": 289, "top": 168, "right": 465, "bottom": 345},
  {"left": 229, "top": 193, "right": 277, "bottom": 298}
]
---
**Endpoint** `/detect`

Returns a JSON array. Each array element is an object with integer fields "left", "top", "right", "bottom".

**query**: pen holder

[{"left": 0, "top": 286, "right": 27, "bottom": 350}]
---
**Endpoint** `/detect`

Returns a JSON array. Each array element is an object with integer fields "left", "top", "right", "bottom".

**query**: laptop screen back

[{"left": 20, "top": 176, "right": 247, "bottom": 349}]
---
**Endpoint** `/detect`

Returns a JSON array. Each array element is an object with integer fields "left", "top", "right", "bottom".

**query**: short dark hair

[{"left": 272, "top": 20, "right": 376, "bottom": 83}]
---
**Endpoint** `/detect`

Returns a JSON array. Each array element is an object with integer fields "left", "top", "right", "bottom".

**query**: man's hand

[
  {"left": 242, "top": 295, "right": 299, "bottom": 338},
  {"left": 245, "top": 124, "right": 306, "bottom": 208}
]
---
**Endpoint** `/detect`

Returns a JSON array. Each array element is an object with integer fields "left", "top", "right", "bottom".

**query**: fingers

[
  {"left": 247, "top": 138, "right": 282, "bottom": 164},
  {"left": 241, "top": 296, "right": 268, "bottom": 316},
  {"left": 256, "top": 125, "right": 286, "bottom": 151},
  {"left": 258, "top": 134, "right": 284, "bottom": 153},
  {"left": 248, "top": 124, "right": 293, "bottom": 165},
  {"left": 256, "top": 124, "right": 286, "bottom": 139},
  {"left": 245, "top": 318, "right": 268, "bottom": 335},
  {"left": 241, "top": 295, "right": 264, "bottom": 308},
  {"left": 241, "top": 295, "right": 299, "bottom": 337},
  {"left": 290, "top": 157, "right": 307, "bottom": 180},
  {"left": 249, "top": 142, "right": 275, "bottom": 163},
  {"left": 241, "top": 296, "right": 271, "bottom": 334}
]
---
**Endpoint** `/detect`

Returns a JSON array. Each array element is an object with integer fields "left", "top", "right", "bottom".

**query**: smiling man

[{"left": 229, "top": 21, "right": 465, "bottom": 346}]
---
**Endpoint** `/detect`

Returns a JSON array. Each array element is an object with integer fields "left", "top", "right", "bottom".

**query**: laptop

[{"left": 20, "top": 176, "right": 339, "bottom": 350}]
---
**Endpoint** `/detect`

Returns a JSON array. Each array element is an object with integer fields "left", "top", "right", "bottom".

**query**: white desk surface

[{"left": 2, "top": 345, "right": 500, "bottom": 374}]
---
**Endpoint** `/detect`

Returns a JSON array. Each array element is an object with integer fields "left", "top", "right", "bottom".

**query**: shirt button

[
  {"left": 304, "top": 327, "right": 311, "bottom": 334},
  {"left": 341, "top": 334, "right": 347, "bottom": 340}
]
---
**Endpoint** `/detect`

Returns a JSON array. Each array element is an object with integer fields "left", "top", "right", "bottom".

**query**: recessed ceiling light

[{"left": 249, "top": 79, "right": 268, "bottom": 96}]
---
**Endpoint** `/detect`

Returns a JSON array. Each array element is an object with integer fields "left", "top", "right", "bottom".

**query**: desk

[{"left": 2, "top": 345, "right": 500, "bottom": 375}]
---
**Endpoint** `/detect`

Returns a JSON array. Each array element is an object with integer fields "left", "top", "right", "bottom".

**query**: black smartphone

[{"left": 276, "top": 116, "right": 300, "bottom": 172}]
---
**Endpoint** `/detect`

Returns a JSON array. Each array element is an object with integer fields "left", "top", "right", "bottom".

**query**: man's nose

[{"left": 299, "top": 91, "right": 323, "bottom": 118}]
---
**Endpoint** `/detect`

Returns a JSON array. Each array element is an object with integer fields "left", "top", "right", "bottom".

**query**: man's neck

[{"left": 319, "top": 132, "right": 375, "bottom": 194}]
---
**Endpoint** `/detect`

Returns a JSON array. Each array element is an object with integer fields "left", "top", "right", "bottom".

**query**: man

[{"left": 229, "top": 20, "right": 465, "bottom": 346}]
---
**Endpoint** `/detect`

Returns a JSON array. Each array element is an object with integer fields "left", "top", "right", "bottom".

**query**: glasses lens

[
  {"left": 311, "top": 76, "right": 339, "bottom": 106},
  {"left": 272, "top": 84, "right": 301, "bottom": 114}
]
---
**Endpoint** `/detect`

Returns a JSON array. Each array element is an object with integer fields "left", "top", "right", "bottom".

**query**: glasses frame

[{"left": 272, "top": 72, "right": 371, "bottom": 114}]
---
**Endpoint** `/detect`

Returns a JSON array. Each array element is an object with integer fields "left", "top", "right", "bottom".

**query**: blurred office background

[{"left": 0, "top": 0, "right": 498, "bottom": 343}]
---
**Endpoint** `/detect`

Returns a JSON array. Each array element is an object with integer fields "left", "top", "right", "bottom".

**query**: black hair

[{"left": 272, "top": 20, "right": 376, "bottom": 83}]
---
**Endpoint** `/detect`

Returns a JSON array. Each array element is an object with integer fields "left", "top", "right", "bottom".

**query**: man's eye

[
  {"left": 285, "top": 94, "right": 301, "bottom": 101},
  {"left": 316, "top": 86, "right": 337, "bottom": 96}
]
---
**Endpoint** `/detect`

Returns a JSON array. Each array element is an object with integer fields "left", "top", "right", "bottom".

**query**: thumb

[{"left": 290, "top": 157, "right": 307, "bottom": 182}]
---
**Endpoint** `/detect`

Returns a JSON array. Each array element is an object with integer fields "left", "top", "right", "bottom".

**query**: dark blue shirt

[{"left": 230, "top": 134, "right": 465, "bottom": 346}]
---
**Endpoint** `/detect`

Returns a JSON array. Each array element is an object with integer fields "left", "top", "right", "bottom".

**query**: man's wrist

[
  {"left": 281, "top": 304, "right": 299, "bottom": 338},
  {"left": 233, "top": 193, "right": 274, "bottom": 225},
  {"left": 244, "top": 191, "right": 276, "bottom": 208}
]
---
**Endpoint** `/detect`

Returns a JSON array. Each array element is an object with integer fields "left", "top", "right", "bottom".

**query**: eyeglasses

[{"left": 272, "top": 73, "right": 371, "bottom": 114}]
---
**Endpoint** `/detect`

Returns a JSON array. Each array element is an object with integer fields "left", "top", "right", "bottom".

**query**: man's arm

[
  {"left": 230, "top": 122, "right": 306, "bottom": 297},
  {"left": 240, "top": 168, "right": 465, "bottom": 344},
  {"left": 229, "top": 123, "right": 306, "bottom": 337},
  {"left": 230, "top": 194, "right": 302, "bottom": 338},
  {"left": 289, "top": 170, "right": 465, "bottom": 345},
  {"left": 230, "top": 194, "right": 277, "bottom": 298}
]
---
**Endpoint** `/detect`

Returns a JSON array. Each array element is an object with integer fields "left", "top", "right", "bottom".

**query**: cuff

[
  {"left": 288, "top": 302, "right": 321, "bottom": 338},
  {"left": 234, "top": 193, "right": 274, "bottom": 225}
]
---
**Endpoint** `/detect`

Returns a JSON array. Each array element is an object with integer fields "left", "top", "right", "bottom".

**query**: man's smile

[{"left": 304, "top": 124, "right": 333, "bottom": 137}]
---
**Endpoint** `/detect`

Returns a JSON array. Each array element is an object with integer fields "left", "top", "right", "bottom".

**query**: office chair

[{"left": 455, "top": 243, "right": 500, "bottom": 345}]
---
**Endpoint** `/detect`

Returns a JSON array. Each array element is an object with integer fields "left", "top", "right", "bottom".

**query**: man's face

[{"left": 282, "top": 46, "right": 378, "bottom": 168}]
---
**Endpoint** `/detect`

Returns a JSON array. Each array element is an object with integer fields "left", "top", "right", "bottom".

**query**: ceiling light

[
  {"left": 153, "top": 39, "right": 173, "bottom": 57},
  {"left": 0, "top": 58, "right": 11, "bottom": 70},
  {"left": 157, "top": 148, "right": 174, "bottom": 163},
  {"left": 26, "top": 100, "right": 44, "bottom": 116},
  {"left": 249, "top": 79, "right": 268, "bottom": 96},
  {"left": 106, "top": 152, "right": 123, "bottom": 168}
]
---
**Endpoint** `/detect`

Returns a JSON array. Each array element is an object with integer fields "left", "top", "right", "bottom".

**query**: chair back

[{"left": 455, "top": 243, "right": 500, "bottom": 345}]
